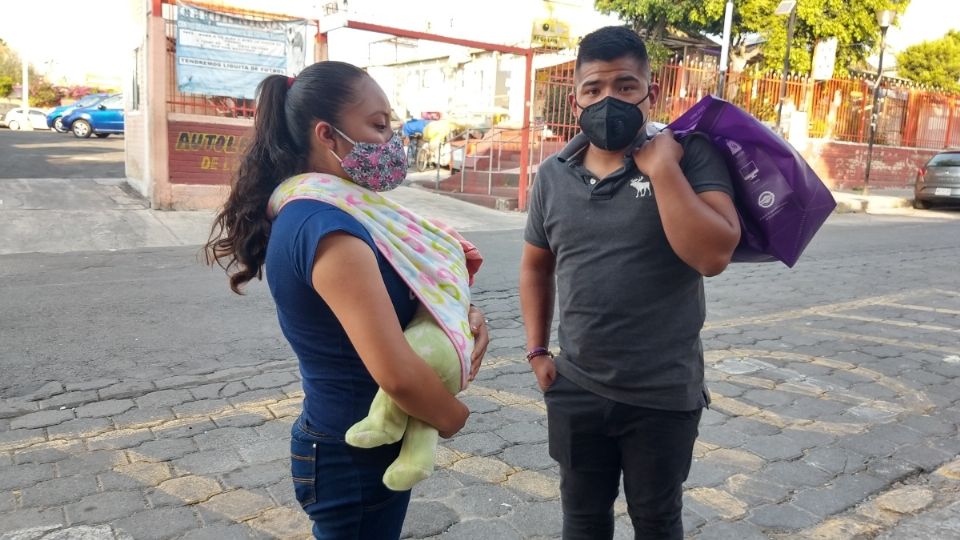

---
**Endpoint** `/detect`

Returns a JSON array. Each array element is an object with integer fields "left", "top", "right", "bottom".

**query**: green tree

[
  {"left": 0, "top": 39, "right": 61, "bottom": 105},
  {"left": 896, "top": 30, "right": 960, "bottom": 92},
  {"left": 595, "top": 0, "right": 909, "bottom": 76},
  {"left": 0, "top": 76, "right": 13, "bottom": 97},
  {"left": 0, "top": 39, "right": 25, "bottom": 83}
]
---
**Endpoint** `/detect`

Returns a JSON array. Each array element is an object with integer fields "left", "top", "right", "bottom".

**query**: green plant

[
  {"left": 0, "top": 75, "right": 13, "bottom": 97},
  {"left": 29, "top": 79, "right": 60, "bottom": 107}
]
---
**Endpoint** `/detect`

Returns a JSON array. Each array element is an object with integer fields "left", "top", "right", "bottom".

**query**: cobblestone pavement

[
  {"left": 2, "top": 285, "right": 959, "bottom": 539},
  {"left": 2, "top": 217, "right": 960, "bottom": 538}
]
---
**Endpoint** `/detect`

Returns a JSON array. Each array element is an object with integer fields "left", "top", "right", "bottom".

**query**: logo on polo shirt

[{"left": 629, "top": 176, "right": 651, "bottom": 198}]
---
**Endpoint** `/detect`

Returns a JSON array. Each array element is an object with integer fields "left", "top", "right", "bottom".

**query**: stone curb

[{"left": 831, "top": 192, "right": 914, "bottom": 213}]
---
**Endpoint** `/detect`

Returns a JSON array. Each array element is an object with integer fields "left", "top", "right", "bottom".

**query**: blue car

[
  {"left": 62, "top": 94, "right": 124, "bottom": 139},
  {"left": 46, "top": 93, "right": 110, "bottom": 133}
]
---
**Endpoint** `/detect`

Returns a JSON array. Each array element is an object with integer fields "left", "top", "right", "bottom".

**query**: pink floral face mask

[{"left": 330, "top": 127, "right": 407, "bottom": 192}]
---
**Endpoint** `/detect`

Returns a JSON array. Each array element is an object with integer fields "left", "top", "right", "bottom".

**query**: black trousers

[{"left": 544, "top": 373, "right": 702, "bottom": 540}]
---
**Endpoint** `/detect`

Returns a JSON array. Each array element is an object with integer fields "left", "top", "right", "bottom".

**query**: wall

[
  {"left": 124, "top": 112, "right": 148, "bottom": 194},
  {"left": 800, "top": 139, "right": 939, "bottom": 190},
  {"left": 124, "top": 1, "right": 151, "bottom": 199},
  {"left": 160, "top": 114, "right": 252, "bottom": 209},
  {"left": 167, "top": 115, "right": 251, "bottom": 185}
]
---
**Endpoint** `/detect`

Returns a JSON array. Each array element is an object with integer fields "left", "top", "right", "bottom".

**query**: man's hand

[
  {"left": 530, "top": 355, "right": 557, "bottom": 391},
  {"left": 467, "top": 305, "right": 489, "bottom": 384},
  {"left": 633, "top": 128, "right": 683, "bottom": 178}
]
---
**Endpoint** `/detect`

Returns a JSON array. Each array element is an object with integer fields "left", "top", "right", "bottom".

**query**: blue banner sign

[{"left": 176, "top": 3, "right": 309, "bottom": 99}]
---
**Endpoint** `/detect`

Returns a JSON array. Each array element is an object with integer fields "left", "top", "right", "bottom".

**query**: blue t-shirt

[
  {"left": 402, "top": 119, "right": 429, "bottom": 137},
  {"left": 265, "top": 199, "right": 418, "bottom": 436}
]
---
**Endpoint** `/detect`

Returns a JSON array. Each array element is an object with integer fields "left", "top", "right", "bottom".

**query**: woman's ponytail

[{"left": 205, "top": 74, "right": 304, "bottom": 294}]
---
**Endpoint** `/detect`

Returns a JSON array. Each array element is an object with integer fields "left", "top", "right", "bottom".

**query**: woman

[{"left": 206, "top": 61, "right": 489, "bottom": 539}]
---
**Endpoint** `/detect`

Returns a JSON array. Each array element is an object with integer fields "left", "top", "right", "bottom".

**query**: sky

[
  {"left": 0, "top": 0, "right": 955, "bottom": 85},
  {"left": 885, "top": 0, "right": 955, "bottom": 52}
]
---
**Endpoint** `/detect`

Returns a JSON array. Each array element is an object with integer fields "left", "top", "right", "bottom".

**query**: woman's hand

[{"left": 467, "top": 305, "right": 489, "bottom": 383}]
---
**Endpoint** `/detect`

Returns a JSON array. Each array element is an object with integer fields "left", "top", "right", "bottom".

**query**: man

[
  {"left": 402, "top": 115, "right": 430, "bottom": 165},
  {"left": 520, "top": 26, "right": 741, "bottom": 539}
]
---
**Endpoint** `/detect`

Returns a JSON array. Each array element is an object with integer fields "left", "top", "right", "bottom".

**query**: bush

[
  {"left": 29, "top": 79, "right": 60, "bottom": 107},
  {"left": 0, "top": 75, "right": 12, "bottom": 97}
]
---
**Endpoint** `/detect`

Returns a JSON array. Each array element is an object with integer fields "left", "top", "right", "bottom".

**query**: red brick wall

[
  {"left": 167, "top": 120, "right": 252, "bottom": 185},
  {"left": 801, "top": 139, "right": 939, "bottom": 190}
]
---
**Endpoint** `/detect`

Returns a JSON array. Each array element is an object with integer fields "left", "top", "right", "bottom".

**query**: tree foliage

[
  {"left": 896, "top": 30, "right": 960, "bottom": 92},
  {"left": 0, "top": 39, "right": 61, "bottom": 104},
  {"left": 0, "top": 39, "right": 26, "bottom": 88},
  {"left": 595, "top": 0, "right": 909, "bottom": 76},
  {"left": 30, "top": 80, "right": 61, "bottom": 107},
  {"left": 0, "top": 76, "right": 13, "bottom": 98}
]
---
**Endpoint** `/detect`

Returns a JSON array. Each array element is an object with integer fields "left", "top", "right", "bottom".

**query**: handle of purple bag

[{"left": 667, "top": 96, "right": 728, "bottom": 140}]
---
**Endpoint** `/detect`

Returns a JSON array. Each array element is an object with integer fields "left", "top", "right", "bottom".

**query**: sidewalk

[
  {"left": 1, "top": 177, "right": 947, "bottom": 258},
  {"left": 0, "top": 178, "right": 525, "bottom": 256}
]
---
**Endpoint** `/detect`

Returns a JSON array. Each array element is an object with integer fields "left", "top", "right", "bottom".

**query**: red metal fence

[{"left": 535, "top": 60, "right": 960, "bottom": 151}]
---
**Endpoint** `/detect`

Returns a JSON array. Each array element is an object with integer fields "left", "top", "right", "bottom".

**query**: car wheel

[
  {"left": 72, "top": 120, "right": 93, "bottom": 138},
  {"left": 913, "top": 198, "right": 931, "bottom": 210},
  {"left": 53, "top": 117, "right": 66, "bottom": 133},
  {"left": 8, "top": 120, "right": 19, "bottom": 131},
  {"left": 95, "top": 133, "right": 110, "bottom": 139}
]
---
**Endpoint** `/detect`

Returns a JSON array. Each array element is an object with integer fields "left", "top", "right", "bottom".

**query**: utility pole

[
  {"left": 863, "top": 9, "right": 897, "bottom": 196},
  {"left": 775, "top": 1, "right": 797, "bottom": 129},
  {"left": 717, "top": 0, "right": 734, "bottom": 100},
  {"left": 21, "top": 52, "right": 33, "bottom": 131}
]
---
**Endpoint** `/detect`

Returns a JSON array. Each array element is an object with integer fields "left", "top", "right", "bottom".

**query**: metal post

[
  {"left": 436, "top": 134, "right": 442, "bottom": 188},
  {"left": 718, "top": 0, "right": 734, "bottom": 100},
  {"left": 517, "top": 51, "right": 534, "bottom": 210},
  {"left": 864, "top": 25, "right": 889, "bottom": 196},
  {"left": 488, "top": 131, "right": 496, "bottom": 196},
  {"left": 776, "top": 5, "right": 796, "bottom": 128},
  {"left": 21, "top": 53, "right": 33, "bottom": 131}
]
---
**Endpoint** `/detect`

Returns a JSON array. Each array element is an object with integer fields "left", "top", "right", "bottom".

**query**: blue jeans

[
  {"left": 544, "top": 373, "right": 702, "bottom": 540},
  {"left": 290, "top": 415, "right": 411, "bottom": 539}
]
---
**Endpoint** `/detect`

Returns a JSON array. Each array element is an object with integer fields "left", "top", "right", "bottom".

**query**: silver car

[{"left": 914, "top": 150, "right": 960, "bottom": 209}]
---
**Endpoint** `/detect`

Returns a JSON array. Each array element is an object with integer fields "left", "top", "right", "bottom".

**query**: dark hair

[
  {"left": 575, "top": 26, "right": 650, "bottom": 75},
  {"left": 205, "top": 61, "right": 368, "bottom": 293}
]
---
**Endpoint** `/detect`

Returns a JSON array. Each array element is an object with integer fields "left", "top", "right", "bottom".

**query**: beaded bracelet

[{"left": 526, "top": 347, "right": 553, "bottom": 361}]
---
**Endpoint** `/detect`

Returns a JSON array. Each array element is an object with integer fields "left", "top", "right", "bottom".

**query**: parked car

[
  {"left": 914, "top": 150, "right": 960, "bottom": 209},
  {"left": 62, "top": 94, "right": 124, "bottom": 139},
  {"left": 2, "top": 108, "right": 51, "bottom": 130},
  {"left": 46, "top": 93, "right": 111, "bottom": 133}
]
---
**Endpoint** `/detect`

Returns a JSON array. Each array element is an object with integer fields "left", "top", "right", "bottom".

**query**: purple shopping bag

[{"left": 666, "top": 96, "right": 836, "bottom": 267}]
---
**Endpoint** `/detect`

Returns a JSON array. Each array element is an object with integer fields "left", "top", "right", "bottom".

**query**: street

[
  {"left": 1, "top": 135, "right": 960, "bottom": 538},
  {"left": 0, "top": 130, "right": 124, "bottom": 179}
]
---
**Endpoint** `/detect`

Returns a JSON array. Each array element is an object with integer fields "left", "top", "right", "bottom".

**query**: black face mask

[{"left": 576, "top": 93, "right": 651, "bottom": 151}]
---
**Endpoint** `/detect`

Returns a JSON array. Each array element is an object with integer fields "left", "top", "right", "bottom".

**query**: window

[
  {"left": 928, "top": 153, "right": 960, "bottom": 167},
  {"left": 102, "top": 96, "right": 124, "bottom": 110},
  {"left": 76, "top": 95, "right": 103, "bottom": 108},
  {"left": 131, "top": 47, "right": 142, "bottom": 111}
]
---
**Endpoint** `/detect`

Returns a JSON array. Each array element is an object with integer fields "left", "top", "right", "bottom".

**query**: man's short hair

[{"left": 575, "top": 26, "right": 650, "bottom": 76}]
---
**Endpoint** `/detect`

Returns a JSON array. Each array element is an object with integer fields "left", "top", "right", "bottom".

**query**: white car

[{"left": 2, "top": 108, "right": 51, "bottom": 130}]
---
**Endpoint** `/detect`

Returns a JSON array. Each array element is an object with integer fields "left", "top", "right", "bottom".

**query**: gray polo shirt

[{"left": 525, "top": 132, "right": 733, "bottom": 411}]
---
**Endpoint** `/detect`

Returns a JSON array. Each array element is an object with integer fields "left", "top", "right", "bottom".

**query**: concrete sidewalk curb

[{"left": 831, "top": 191, "right": 914, "bottom": 214}]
